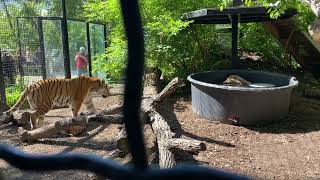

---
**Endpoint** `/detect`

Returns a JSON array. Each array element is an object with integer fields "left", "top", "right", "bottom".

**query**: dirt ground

[{"left": 1, "top": 82, "right": 320, "bottom": 180}]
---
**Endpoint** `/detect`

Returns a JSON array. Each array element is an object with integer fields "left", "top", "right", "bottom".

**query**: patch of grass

[{"left": 5, "top": 76, "right": 28, "bottom": 108}]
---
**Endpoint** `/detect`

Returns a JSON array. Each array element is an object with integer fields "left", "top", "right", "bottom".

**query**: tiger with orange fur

[{"left": 5, "top": 76, "right": 111, "bottom": 130}]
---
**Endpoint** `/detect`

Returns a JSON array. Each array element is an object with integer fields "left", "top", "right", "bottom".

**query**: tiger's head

[
  {"left": 93, "top": 78, "right": 111, "bottom": 98},
  {"left": 98, "top": 79, "right": 111, "bottom": 98}
]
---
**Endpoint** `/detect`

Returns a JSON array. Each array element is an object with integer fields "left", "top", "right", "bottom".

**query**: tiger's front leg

[
  {"left": 83, "top": 98, "right": 97, "bottom": 115},
  {"left": 71, "top": 98, "right": 84, "bottom": 117},
  {"left": 30, "top": 109, "right": 47, "bottom": 129}
]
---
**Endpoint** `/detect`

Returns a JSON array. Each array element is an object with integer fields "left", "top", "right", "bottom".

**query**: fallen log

[
  {"left": 149, "top": 110, "right": 206, "bottom": 167},
  {"left": 20, "top": 114, "right": 123, "bottom": 141},
  {"left": 0, "top": 110, "right": 31, "bottom": 130},
  {"left": 21, "top": 115, "right": 88, "bottom": 141},
  {"left": 149, "top": 110, "right": 176, "bottom": 167},
  {"left": 98, "top": 104, "right": 123, "bottom": 115},
  {"left": 116, "top": 125, "right": 128, "bottom": 154},
  {"left": 167, "top": 138, "right": 206, "bottom": 154},
  {"left": 116, "top": 68, "right": 206, "bottom": 168},
  {"left": 88, "top": 114, "right": 123, "bottom": 124}
]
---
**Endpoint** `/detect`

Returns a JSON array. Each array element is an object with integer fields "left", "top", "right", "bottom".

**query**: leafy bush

[
  {"left": 85, "top": 0, "right": 317, "bottom": 82},
  {"left": 5, "top": 76, "right": 25, "bottom": 107},
  {"left": 85, "top": 0, "right": 225, "bottom": 81}
]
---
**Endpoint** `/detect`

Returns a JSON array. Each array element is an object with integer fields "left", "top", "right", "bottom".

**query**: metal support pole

[
  {"left": 37, "top": 19, "right": 47, "bottom": 80},
  {"left": 103, "top": 24, "right": 107, "bottom": 50},
  {"left": 86, "top": 23, "right": 92, "bottom": 77},
  {"left": 0, "top": 50, "right": 7, "bottom": 112},
  {"left": 61, "top": 0, "right": 71, "bottom": 78},
  {"left": 16, "top": 18, "right": 24, "bottom": 77},
  {"left": 103, "top": 25, "right": 108, "bottom": 66},
  {"left": 231, "top": 14, "right": 239, "bottom": 68}
]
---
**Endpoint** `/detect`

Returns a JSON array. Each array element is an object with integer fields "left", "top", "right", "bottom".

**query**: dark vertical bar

[
  {"left": 16, "top": 18, "right": 24, "bottom": 77},
  {"left": 231, "top": 14, "right": 239, "bottom": 68},
  {"left": 120, "top": 0, "right": 147, "bottom": 170},
  {"left": 37, "top": 19, "right": 47, "bottom": 80},
  {"left": 103, "top": 24, "right": 107, "bottom": 50},
  {"left": 61, "top": 0, "right": 71, "bottom": 78},
  {"left": 103, "top": 25, "right": 108, "bottom": 64},
  {"left": 86, "top": 23, "right": 92, "bottom": 77},
  {"left": 0, "top": 50, "right": 7, "bottom": 112}
]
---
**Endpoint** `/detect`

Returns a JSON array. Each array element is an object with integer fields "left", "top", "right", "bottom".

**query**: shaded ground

[{"left": 1, "top": 82, "right": 320, "bottom": 180}]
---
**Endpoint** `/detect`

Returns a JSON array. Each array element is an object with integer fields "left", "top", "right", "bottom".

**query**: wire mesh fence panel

[
  {"left": 17, "top": 18, "right": 43, "bottom": 83},
  {"left": 89, "top": 23, "right": 106, "bottom": 80},
  {"left": 0, "top": 2, "right": 21, "bottom": 108},
  {"left": 64, "top": 0, "right": 87, "bottom": 20},
  {"left": 43, "top": 20, "right": 64, "bottom": 79},
  {"left": 0, "top": 1, "right": 105, "bottom": 109},
  {"left": 0, "top": 0, "right": 65, "bottom": 109},
  {"left": 68, "top": 20, "right": 89, "bottom": 78}
]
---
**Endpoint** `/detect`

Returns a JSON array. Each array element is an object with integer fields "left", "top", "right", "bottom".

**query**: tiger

[{"left": 4, "top": 76, "right": 111, "bottom": 130}]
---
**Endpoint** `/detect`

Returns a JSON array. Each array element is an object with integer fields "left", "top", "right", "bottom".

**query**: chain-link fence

[{"left": 0, "top": 0, "right": 106, "bottom": 111}]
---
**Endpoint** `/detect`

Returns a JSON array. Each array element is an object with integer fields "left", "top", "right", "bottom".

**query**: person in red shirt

[{"left": 74, "top": 47, "right": 88, "bottom": 76}]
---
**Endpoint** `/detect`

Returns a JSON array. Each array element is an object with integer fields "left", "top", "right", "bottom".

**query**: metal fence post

[
  {"left": 16, "top": 18, "right": 24, "bottom": 77},
  {"left": 0, "top": 50, "right": 7, "bottom": 112},
  {"left": 86, "top": 23, "right": 92, "bottom": 77},
  {"left": 231, "top": 14, "right": 239, "bottom": 68},
  {"left": 61, "top": 0, "right": 71, "bottom": 78},
  {"left": 37, "top": 18, "right": 47, "bottom": 80},
  {"left": 103, "top": 24, "right": 107, "bottom": 50}
]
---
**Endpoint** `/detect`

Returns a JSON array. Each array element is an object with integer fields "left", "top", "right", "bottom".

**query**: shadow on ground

[{"left": 160, "top": 96, "right": 236, "bottom": 148}]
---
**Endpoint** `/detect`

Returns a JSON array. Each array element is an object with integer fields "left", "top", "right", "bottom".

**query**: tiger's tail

[{"left": 5, "top": 87, "right": 30, "bottom": 114}]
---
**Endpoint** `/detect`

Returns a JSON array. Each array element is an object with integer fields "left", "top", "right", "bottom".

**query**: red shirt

[{"left": 75, "top": 54, "right": 87, "bottom": 69}]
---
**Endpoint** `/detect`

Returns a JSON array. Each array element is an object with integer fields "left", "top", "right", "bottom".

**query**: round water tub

[{"left": 187, "top": 70, "right": 299, "bottom": 125}]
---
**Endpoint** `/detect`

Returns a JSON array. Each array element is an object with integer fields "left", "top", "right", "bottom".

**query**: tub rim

[{"left": 187, "top": 70, "right": 299, "bottom": 92}]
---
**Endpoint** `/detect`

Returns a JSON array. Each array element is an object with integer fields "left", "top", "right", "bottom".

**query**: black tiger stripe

[
  {"left": 57, "top": 81, "right": 64, "bottom": 102},
  {"left": 64, "top": 81, "right": 68, "bottom": 95},
  {"left": 78, "top": 77, "right": 83, "bottom": 90},
  {"left": 37, "top": 106, "right": 47, "bottom": 113},
  {"left": 41, "top": 101, "right": 50, "bottom": 111},
  {"left": 38, "top": 82, "right": 45, "bottom": 102},
  {"left": 67, "top": 80, "right": 72, "bottom": 96},
  {"left": 49, "top": 80, "right": 55, "bottom": 96},
  {"left": 30, "top": 86, "right": 36, "bottom": 100},
  {"left": 52, "top": 79, "right": 59, "bottom": 97},
  {"left": 56, "top": 80, "right": 62, "bottom": 93},
  {"left": 55, "top": 81, "right": 61, "bottom": 97},
  {"left": 32, "top": 88, "right": 39, "bottom": 104},
  {"left": 45, "top": 80, "right": 50, "bottom": 95},
  {"left": 51, "top": 80, "right": 57, "bottom": 97},
  {"left": 48, "top": 79, "right": 54, "bottom": 93}
]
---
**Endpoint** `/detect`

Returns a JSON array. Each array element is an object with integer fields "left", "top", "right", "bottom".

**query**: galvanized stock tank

[{"left": 187, "top": 70, "right": 299, "bottom": 125}]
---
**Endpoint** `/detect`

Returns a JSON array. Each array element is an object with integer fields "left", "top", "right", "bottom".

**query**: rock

[{"left": 223, "top": 75, "right": 251, "bottom": 87}]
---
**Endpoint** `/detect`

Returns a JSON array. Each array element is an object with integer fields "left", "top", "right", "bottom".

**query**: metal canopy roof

[{"left": 182, "top": 6, "right": 297, "bottom": 24}]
